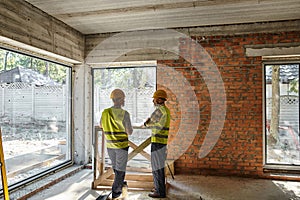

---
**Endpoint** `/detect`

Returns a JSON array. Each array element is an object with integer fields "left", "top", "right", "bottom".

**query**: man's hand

[
  {"left": 141, "top": 118, "right": 151, "bottom": 128},
  {"left": 145, "top": 118, "right": 151, "bottom": 124}
]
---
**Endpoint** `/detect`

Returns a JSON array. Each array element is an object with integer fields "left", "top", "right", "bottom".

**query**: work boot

[
  {"left": 121, "top": 181, "right": 128, "bottom": 200},
  {"left": 148, "top": 192, "right": 166, "bottom": 198}
]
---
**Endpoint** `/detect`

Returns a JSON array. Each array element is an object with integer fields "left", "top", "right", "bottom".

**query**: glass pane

[
  {"left": 265, "top": 64, "right": 300, "bottom": 165},
  {"left": 93, "top": 66, "right": 156, "bottom": 169},
  {"left": 0, "top": 49, "right": 72, "bottom": 191}
]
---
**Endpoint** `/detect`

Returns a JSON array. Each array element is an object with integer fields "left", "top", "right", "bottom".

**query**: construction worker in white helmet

[
  {"left": 143, "top": 89, "right": 171, "bottom": 198},
  {"left": 100, "top": 89, "right": 133, "bottom": 200}
]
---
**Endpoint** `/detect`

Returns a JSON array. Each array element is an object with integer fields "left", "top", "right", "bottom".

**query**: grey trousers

[
  {"left": 107, "top": 147, "right": 128, "bottom": 198},
  {"left": 151, "top": 143, "right": 167, "bottom": 197}
]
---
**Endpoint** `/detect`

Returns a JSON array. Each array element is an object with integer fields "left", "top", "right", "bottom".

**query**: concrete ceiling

[{"left": 25, "top": 0, "right": 300, "bottom": 35}]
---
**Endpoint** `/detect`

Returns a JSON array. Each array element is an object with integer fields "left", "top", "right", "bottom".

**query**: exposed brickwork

[{"left": 158, "top": 31, "right": 300, "bottom": 178}]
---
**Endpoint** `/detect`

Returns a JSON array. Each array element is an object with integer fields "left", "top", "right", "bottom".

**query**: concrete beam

[
  {"left": 245, "top": 43, "right": 300, "bottom": 57},
  {"left": 0, "top": 0, "right": 84, "bottom": 64}
]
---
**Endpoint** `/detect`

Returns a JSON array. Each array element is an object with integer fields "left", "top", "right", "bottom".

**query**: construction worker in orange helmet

[{"left": 143, "top": 89, "right": 171, "bottom": 198}]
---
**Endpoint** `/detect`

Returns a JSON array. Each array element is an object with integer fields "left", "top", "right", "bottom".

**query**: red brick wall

[{"left": 157, "top": 31, "right": 300, "bottom": 178}]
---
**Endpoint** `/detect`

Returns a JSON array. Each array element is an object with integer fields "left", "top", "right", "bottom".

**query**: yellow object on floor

[{"left": 0, "top": 128, "right": 10, "bottom": 200}]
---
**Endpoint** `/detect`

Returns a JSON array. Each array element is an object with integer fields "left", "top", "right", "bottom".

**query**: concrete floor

[{"left": 25, "top": 168, "right": 300, "bottom": 200}]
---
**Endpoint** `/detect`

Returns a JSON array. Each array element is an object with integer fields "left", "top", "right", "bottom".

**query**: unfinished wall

[
  {"left": 160, "top": 30, "right": 300, "bottom": 178},
  {"left": 0, "top": 0, "right": 89, "bottom": 165},
  {"left": 161, "top": 39, "right": 248, "bottom": 176},
  {"left": 0, "top": 0, "right": 84, "bottom": 64},
  {"left": 86, "top": 20, "right": 300, "bottom": 178}
]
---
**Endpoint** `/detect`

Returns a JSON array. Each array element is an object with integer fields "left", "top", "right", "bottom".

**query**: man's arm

[
  {"left": 99, "top": 117, "right": 102, "bottom": 129},
  {"left": 144, "top": 108, "right": 163, "bottom": 127},
  {"left": 124, "top": 111, "right": 133, "bottom": 135}
]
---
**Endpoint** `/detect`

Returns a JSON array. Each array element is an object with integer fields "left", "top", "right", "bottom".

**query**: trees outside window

[
  {"left": 93, "top": 66, "right": 156, "bottom": 169},
  {"left": 265, "top": 64, "right": 300, "bottom": 166},
  {"left": 0, "top": 48, "right": 72, "bottom": 194}
]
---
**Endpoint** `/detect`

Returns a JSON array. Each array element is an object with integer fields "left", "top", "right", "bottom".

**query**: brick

[{"left": 158, "top": 31, "right": 300, "bottom": 178}]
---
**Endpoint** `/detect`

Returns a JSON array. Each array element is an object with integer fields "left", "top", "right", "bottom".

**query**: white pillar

[{"left": 73, "top": 64, "right": 92, "bottom": 164}]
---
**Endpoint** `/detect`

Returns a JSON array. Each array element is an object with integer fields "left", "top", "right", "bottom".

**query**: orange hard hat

[
  {"left": 110, "top": 89, "right": 125, "bottom": 99},
  {"left": 152, "top": 90, "right": 167, "bottom": 99}
]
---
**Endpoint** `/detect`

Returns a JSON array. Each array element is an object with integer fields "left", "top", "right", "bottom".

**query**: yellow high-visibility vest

[
  {"left": 151, "top": 106, "right": 170, "bottom": 144},
  {"left": 101, "top": 108, "right": 128, "bottom": 149}
]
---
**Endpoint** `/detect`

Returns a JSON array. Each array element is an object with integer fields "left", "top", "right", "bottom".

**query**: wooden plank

[
  {"left": 124, "top": 180, "right": 154, "bottom": 190},
  {"left": 129, "top": 141, "right": 151, "bottom": 161},
  {"left": 99, "top": 168, "right": 114, "bottom": 182},
  {"left": 126, "top": 166, "right": 152, "bottom": 173},
  {"left": 93, "top": 127, "right": 98, "bottom": 180},
  {"left": 92, "top": 168, "right": 114, "bottom": 188},
  {"left": 93, "top": 167, "right": 154, "bottom": 189},
  {"left": 108, "top": 173, "right": 153, "bottom": 182},
  {"left": 93, "top": 126, "right": 155, "bottom": 190},
  {"left": 128, "top": 137, "right": 151, "bottom": 161},
  {"left": 101, "top": 129, "right": 105, "bottom": 175},
  {"left": 93, "top": 126, "right": 105, "bottom": 176},
  {"left": 97, "top": 179, "right": 154, "bottom": 190}
]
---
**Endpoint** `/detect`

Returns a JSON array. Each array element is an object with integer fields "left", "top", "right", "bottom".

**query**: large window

[
  {"left": 93, "top": 66, "right": 156, "bottom": 170},
  {"left": 0, "top": 48, "right": 72, "bottom": 193},
  {"left": 264, "top": 63, "right": 300, "bottom": 166}
]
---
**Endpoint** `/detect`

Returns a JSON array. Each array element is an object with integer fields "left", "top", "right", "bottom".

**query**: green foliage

[
  {"left": 94, "top": 67, "right": 155, "bottom": 89},
  {"left": 289, "top": 78, "right": 299, "bottom": 94},
  {"left": 0, "top": 48, "right": 68, "bottom": 84}
]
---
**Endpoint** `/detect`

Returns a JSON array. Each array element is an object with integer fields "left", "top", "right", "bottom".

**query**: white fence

[
  {"left": 94, "top": 87, "right": 155, "bottom": 125},
  {"left": 0, "top": 83, "right": 155, "bottom": 125},
  {"left": 266, "top": 95, "right": 299, "bottom": 132},
  {"left": 0, "top": 83, "right": 68, "bottom": 122},
  {"left": 2, "top": 83, "right": 298, "bottom": 133}
]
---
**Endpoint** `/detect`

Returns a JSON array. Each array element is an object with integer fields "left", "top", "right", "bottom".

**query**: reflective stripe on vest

[
  {"left": 101, "top": 108, "right": 128, "bottom": 149},
  {"left": 151, "top": 106, "right": 170, "bottom": 144}
]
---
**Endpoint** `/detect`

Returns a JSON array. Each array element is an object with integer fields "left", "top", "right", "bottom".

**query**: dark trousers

[
  {"left": 107, "top": 147, "right": 128, "bottom": 198},
  {"left": 151, "top": 143, "right": 167, "bottom": 197}
]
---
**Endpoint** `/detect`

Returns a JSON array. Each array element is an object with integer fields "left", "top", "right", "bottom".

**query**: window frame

[
  {"left": 263, "top": 60, "right": 300, "bottom": 171},
  {"left": 0, "top": 46, "right": 74, "bottom": 194},
  {"left": 91, "top": 64, "right": 157, "bottom": 177}
]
